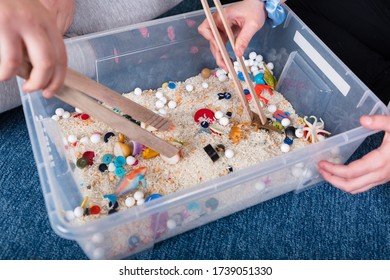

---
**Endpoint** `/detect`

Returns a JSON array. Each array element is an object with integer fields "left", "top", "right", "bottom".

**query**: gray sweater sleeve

[{"left": 67, "top": 0, "right": 183, "bottom": 36}]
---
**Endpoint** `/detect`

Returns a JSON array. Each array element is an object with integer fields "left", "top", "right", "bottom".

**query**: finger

[
  {"left": 318, "top": 149, "right": 384, "bottom": 179},
  {"left": 0, "top": 33, "right": 23, "bottom": 80},
  {"left": 41, "top": 25, "right": 67, "bottom": 98},
  {"left": 318, "top": 165, "right": 382, "bottom": 193},
  {"left": 22, "top": 29, "right": 55, "bottom": 93},
  {"left": 360, "top": 115, "right": 390, "bottom": 132},
  {"left": 234, "top": 20, "right": 263, "bottom": 57}
]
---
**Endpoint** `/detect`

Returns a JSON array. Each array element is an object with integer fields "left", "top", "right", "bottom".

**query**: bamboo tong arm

[
  {"left": 201, "top": 0, "right": 267, "bottom": 125},
  {"left": 18, "top": 59, "right": 180, "bottom": 158}
]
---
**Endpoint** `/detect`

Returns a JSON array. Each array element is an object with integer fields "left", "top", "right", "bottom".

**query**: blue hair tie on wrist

[{"left": 261, "top": 0, "right": 286, "bottom": 28}]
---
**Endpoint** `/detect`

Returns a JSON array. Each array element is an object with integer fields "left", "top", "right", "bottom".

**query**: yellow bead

[{"left": 142, "top": 148, "right": 160, "bottom": 159}]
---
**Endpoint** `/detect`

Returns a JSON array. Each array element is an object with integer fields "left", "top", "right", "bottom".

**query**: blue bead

[
  {"left": 98, "top": 163, "right": 108, "bottom": 172},
  {"left": 168, "top": 82, "right": 176, "bottom": 89},
  {"left": 128, "top": 235, "right": 141, "bottom": 248},
  {"left": 254, "top": 73, "right": 265, "bottom": 84},
  {"left": 145, "top": 193, "right": 162, "bottom": 202},
  {"left": 224, "top": 92, "right": 232, "bottom": 99},
  {"left": 115, "top": 167, "right": 125, "bottom": 177},
  {"left": 284, "top": 137, "right": 294, "bottom": 145},
  {"left": 217, "top": 92, "right": 226, "bottom": 100},
  {"left": 238, "top": 72, "right": 253, "bottom": 81},
  {"left": 200, "top": 121, "right": 209, "bottom": 128},
  {"left": 243, "top": 89, "right": 250, "bottom": 95},
  {"left": 114, "top": 156, "right": 126, "bottom": 167},
  {"left": 103, "top": 132, "right": 115, "bottom": 143},
  {"left": 102, "top": 154, "right": 113, "bottom": 164},
  {"left": 205, "top": 197, "right": 219, "bottom": 211}
]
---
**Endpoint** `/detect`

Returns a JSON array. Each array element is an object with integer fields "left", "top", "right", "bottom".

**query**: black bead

[{"left": 203, "top": 144, "right": 220, "bottom": 162}]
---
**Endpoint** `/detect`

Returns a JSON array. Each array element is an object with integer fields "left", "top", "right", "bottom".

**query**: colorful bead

[
  {"left": 89, "top": 205, "right": 101, "bottom": 215},
  {"left": 168, "top": 82, "right": 176, "bottom": 89},
  {"left": 145, "top": 193, "right": 162, "bottom": 202},
  {"left": 115, "top": 167, "right": 125, "bottom": 177},
  {"left": 205, "top": 197, "right": 219, "bottom": 211},
  {"left": 203, "top": 144, "right": 220, "bottom": 162},
  {"left": 103, "top": 132, "right": 115, "bottom": 143},
  {"left": 98, "top": 163, "right": 108, "bottom": 172},
  {"left": 76, "top": 158, "right": 88, "bottom": 169},
  {"left": 201, "top": 68, "right": 212, "bottom": 79},
  {"left": 102, "top": 154, "right": 113, "bottom": 164},
  {"left": 200, "top": 121, "right": 209, "bottom": 128},
  {"left": 284, "top": 137, "right": 293, "bottom": 145},
  {"left": 114, "top": 156, "right": 126, "bottom": 167},
  {"left": 82, "top": 151, "right": 95, "bottom": 165}
]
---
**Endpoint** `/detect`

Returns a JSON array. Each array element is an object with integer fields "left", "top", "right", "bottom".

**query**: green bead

[{"left": 76, "top": 157, "right": 88, "bottom": 169}]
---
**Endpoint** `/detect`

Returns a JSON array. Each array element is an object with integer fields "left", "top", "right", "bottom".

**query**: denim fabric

[{"left": 1, "top": 106, "right": 389, "bottom": 260}]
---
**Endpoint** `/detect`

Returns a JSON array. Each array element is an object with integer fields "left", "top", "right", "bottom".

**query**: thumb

[
  {"left": 360, "top": 115, "right": 390, "bottom": 132},
  {"left": 234, "top": 23, "right": 260, "bottom": 57}
]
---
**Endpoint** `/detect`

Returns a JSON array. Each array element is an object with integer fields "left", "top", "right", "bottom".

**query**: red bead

[
  {"left": 90, "top": 205, "right": 101, "bottom": 215},
  {"left": 81, "top": 114, "right": 90, "bottom": 120},
  {"left": 82, "top": 151, "right": 95, "bottom": 165},
  {"left": 73, "top": 113, "right": 82, "bottom": 118}
]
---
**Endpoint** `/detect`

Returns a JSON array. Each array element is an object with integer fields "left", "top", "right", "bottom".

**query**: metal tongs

[
  {"left": 18, "top": 59, "right": 180, "bottom": 158},
  {"left": 201, "top": 0, "right": 278, "bottom": 131}
]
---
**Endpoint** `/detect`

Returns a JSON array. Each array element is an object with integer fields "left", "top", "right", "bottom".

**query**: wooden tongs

[
  {"left": 18, "top": 60, "right": 180, "bottom": 158},
  {"left": 201, "top": 0, "right": 278, "bottom": 131}
]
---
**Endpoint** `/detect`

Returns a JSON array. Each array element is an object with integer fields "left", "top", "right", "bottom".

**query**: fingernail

[
  {"left": 362, "top": 115, "right": 372, "bottom": 125},
  {"left": 43, "top": 90, "right": 54, "bottom": 98}
]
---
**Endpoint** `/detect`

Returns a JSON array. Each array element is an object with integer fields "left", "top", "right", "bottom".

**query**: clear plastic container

[{"left": 18, "top": 6, "right": 388, "bottom": 259}]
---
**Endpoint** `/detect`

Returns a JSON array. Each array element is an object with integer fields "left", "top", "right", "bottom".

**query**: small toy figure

[
  {"left": 104, "top": 167, "right": 147, "bottom": 204},
  {"left": 302, "top": 116, "right": 331, "bottom": 143}
]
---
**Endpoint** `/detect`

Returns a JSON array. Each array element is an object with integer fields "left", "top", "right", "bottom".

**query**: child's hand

[
  {"left": 198, "top": 0, "right": 267, "bottom": 72},
  {"left": 318, "top": 115, "right": 390, "bottom": 194},
  {"left": 0, "top": 0, "right": 67, "bottom": 98},
  {"left": 39, "top": 0, "right": 76, "bottom": 34}
]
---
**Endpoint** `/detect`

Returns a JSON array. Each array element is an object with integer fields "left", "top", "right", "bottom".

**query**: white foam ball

[
  {"left": 249, "top": 51, "right": 257, "bottom": 60},
  {"left": 216, "top": 69, "right": 226, "bottom": 77},
  {"left": 126, "top": 156, "right": 136, "bottom": 165},
  {"left": 166, "top": 219, "right": 177, "bottom": 229},
  {"left": 67, "top": 135, "right": 77, "bottom": 144},
  {"left": 90, "top": 133, "right": 101, "bottom": 144},
  {"left": 219, "top": 117, "right": 229, "bottom": 126},
  {"left": 256, "top": 55, "right": 263, "bottom": 62},
  {"left": 255, "top": 181, "right": 266, "bottom": 191},
  {"left": 73, "top": 206, "right": 84, "bottom": 218},
  {"left": 62, "top": 111, "right": 70, "bottom": 119},
  {"left": 281, "top": 118, "right": 291, "bottom": 127},
  {"left": 155, "top": 100, "right": 165, "bottom": 109},
  {"left": 281, "top": 143, "right": 290, "bottom": 153},
  {"left": 185, "top": 84, "right": 194, "bottom": 92},
  {"left": 202, "top": 82, "right": 209, "bottom": 89},
  {"left": 134, "top": 191, "right": 144, "bottom": 201},
  {"left": 55, "top": 108, "right": 65, "bottom": 116},
  {"left": 51, "top": 115, "right": 60, "bottom": 121},
  {"left": 134, "top": 87, "right": 142, "bottom": 96},
  {"left": 214, "top": 111, "right": 224, "bottom": 119},
  {"left": 155, "top": 91, "right": 164, "bottom": 99},
  {"left": 168, "top": 100, "right": 177, "bottom": 109},
  {"left": 224, "top": 149, "right": 234, "bottom": 158},
  {"left": 108, "top": 162, "right": 116, "bottom": 172},
  {"left": 295, "top": 128, "right": 304, "bottom": 138},
  {"left": 218, "top": 74, "right": 228, "bottom": 82},
  {"left": 267, "top": 104, "right": 277, "bottom": 113},
  {"left": 125, "top": 197, "right": 136, "bottom": 207},
  {"left": 266, "top": 62, "right": 274, "bottom": 70}
]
